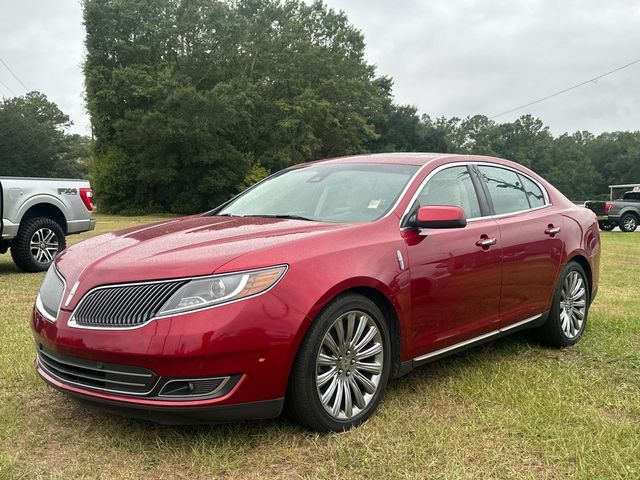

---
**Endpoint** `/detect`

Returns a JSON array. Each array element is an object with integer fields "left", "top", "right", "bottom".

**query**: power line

[
  {"left": 0, "top": 76, "right": 16, "bottom": 96},
  {"left": 0, "top": 56, "right": 28, "bottom": 92},
  {"left": 490, "top": 56, "right": 640, "bottom": 119}
]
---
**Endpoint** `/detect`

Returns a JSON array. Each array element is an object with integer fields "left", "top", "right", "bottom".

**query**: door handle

[
  {"left": 545, "top": 226, "right": 561, "bottom": 236},
  {"left": 476, "top": 237, "right": 497, "bottom": 249}
]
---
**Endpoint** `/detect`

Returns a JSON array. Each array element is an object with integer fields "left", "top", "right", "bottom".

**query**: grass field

[{"left": 1, "top": 214, "right": 638, "bottom": 479}]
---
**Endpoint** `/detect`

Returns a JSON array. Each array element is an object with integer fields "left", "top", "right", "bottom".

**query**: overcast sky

[{"left": 1, "top": 0, "right": 639, "bottom": 136}]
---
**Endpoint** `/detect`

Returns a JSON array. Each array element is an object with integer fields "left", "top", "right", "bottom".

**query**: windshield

[{"left": 216, "top": 163, "right": 419, "bottom": 223}]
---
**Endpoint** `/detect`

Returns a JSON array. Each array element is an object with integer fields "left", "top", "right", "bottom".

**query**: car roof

[{"left": 312, "top": 152, "right": 465, "bottom": 166}]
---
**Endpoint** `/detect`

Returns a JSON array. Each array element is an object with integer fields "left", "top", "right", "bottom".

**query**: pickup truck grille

[
  {"left": 37, "top": 346, "right": 158, "bottom": 395},
  {"left": 70, "top": 280, "right": 187, "bottom": 328}
]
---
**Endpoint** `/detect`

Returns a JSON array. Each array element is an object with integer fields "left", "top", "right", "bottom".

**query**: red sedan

[{"left": 32, "top": 153, "right": 600, "bottom": 432}]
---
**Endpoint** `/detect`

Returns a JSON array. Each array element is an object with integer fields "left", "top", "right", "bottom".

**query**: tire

[
  {"left": 598, "top": 221, "right": 615, "bottom": 232},
  {"left": 286, "top": 293, "right": 392, "bottom": 432},
  {"left": 619, "top": 213, "right": 638, "bottom": 233},
  {"left": 10, "top": 217, "right": 66, "bottom": 273},
  {"left": 535, "top": 262, "right": 589, "bottom": 348}
]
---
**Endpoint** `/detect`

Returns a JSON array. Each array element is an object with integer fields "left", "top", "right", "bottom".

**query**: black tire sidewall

[
  {"left": 10, "top": 217, "right": 66, "bottom": 272},
  {"left": 289, "top": 294, "right": 392, "bottom": 432},
  {"left": 598, "top": 221, "right": 615, "bottom": 231}
]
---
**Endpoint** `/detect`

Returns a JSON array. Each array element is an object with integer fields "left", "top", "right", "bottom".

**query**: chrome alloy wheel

[
  {"left": 623, "top": 215, "right": 637, "bottom": 231},
  {"left": 30, "top": 228, "right": 59, "bottom": 264},
  {"left": 315, "top": 310, "right": 384, "bottom": 420},
  {"left": 560, "top": 271, "right": 587, "bottom": 339}
]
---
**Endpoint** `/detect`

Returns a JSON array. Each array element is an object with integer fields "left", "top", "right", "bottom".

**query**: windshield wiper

[{"left": 246, "top": 214, "right": 315, "bottom": 221}]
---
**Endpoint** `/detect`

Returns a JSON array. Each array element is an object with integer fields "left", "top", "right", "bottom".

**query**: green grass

[{"left": 1, "top": 214, "right": 638, "bottom": 479}]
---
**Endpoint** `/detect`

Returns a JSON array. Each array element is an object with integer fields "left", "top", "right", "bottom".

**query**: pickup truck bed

[{"left": 0, "top": 177, "right": 95, "bottom": 272}]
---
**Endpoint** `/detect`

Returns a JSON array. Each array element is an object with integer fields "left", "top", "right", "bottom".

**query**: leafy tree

[
  {"left": 0, "top": 92, "right": 88, "bottom": 178},
  {"left": 85, "top": 0, "right": 392, "bottom": 213}
]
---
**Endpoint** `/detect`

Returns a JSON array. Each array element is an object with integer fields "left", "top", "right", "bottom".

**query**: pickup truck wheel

[
  {"left": 598, "top": 221, "right": 615, "bottom": 231},
  {"left": 10, "top": 217, "right": 66, "bottom": 272},
  {"left": 619, "top": 213, "right": 638, "bottom": 232}
]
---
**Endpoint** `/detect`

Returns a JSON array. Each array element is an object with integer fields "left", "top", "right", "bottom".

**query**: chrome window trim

[
  {"left": 35, "top": 266, "right": 67, "bottom": 323},
  {"left": 380, "top": 157, "right": 445, "bottom": 221},
  {"left": 158, "top": 376, "right": 231, "bottom": 398},
  {"left": 399, "top": 161, "right": 482, "bottom": 228},
  {"left": 413, "top": 313, "right": 542, "bottom": 363},
  {"left": 67, "top": 264, "right": 289, "bottom": 331},
  {"left": 474, "top": 161, "right": 550, "bottom": 210},
  {"left": 399, "top": 160, "right": 552, "bottom": 229},
  {"left": 466, "top": 204, "right": 552, "bottom": 223}
]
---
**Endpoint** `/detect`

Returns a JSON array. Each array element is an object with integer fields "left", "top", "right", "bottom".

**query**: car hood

[{"left": 55, "top": 215, "right": 349, "bottom": 302}]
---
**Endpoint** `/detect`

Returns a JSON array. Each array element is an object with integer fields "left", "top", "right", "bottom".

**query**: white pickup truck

[{"left": 0, "top": 177, "right": 95, "bottom": 272}]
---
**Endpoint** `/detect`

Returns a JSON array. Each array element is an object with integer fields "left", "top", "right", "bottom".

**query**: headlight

[
  {"left": 36, "top": 265, "right": 66, "bottom": 322},
  {"left": 156, "top": 265, "right": 287, "bottom": 316}
]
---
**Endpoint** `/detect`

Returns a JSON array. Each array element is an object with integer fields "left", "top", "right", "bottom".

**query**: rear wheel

[
  {"left": 536, "top": 262, "right": 589, "bottom": 347},
  {"left": 598, "top": 221, "right": 615, "bottom": 231},
  {"left": 286, "top": 293, "right": 391, "bottom": 432},
  {"left": 619, "top": 213, "right": 638, "bottom": 232},
  {"left": 10, "top": 217, "right": 66, "bottom": 272}
]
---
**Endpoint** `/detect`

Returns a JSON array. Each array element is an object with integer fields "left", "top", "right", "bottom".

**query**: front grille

[
  {"left": 70, "top": 280, "right": 187, "bottom": 328},
  {"left": 37, "top": 346, "right": 158, "bottom": 396}
]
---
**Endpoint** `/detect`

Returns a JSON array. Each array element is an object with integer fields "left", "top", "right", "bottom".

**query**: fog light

[{"left": 159, "top": 376, "right": 230, "bottom": 398}]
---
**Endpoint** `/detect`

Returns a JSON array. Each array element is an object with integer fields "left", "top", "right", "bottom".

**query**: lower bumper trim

[{"left": 57, "top": 385, "right": 284, "bottom": 425}]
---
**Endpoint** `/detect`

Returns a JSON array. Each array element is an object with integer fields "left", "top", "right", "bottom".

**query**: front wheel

[
  {"left": 286, "top": 293, "right": 391, "bottom": 432},
  {"left": 536, "top": 262, "right": 590, "bottom": 348},
  {"left": 619, "top": 213, "right": 638, "bottom": 232},
  {"left": 598, "top": 220, "right": 615, "bottom": 231}
]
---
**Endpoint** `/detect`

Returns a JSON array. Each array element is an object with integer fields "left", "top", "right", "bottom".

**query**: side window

[
  {"left": 478, "top": 166, "right": 530, "bottom": 215},
  {"left": 416, "top": 166, "right": 482, "bottom": 219},
  {"left": 518, "top": 174, "right": 546, "bottom": 208}
]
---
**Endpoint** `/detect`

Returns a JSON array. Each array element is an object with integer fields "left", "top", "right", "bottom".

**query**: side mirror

[{"left": 415, "top": 205, "right": 467, "bottom": 229}]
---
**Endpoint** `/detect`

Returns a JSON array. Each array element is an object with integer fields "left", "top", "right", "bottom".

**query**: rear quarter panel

[{"left": 561, "top": 205, "right": 600, "bottom": 297}]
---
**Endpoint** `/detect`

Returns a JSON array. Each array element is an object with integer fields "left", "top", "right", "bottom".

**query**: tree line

[{"left": 2, "top": 0, "right": 639, "bottom": 212}]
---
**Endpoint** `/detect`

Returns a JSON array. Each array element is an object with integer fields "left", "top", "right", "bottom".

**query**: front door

[{"left": 402, "top": 165, "right": 502, "bottom": 358}]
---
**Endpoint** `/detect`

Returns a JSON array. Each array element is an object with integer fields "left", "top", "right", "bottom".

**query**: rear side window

[
  {"left": 416, "top": 165, "right": 482, "bottom": 219},
  {"left": 478, "top": 165, "right": 530, "bottom": 215},
  {"left": 623, "top": 192, "right": 640, "bottom": 202},
  {"left": 518, "top": 174, "right": 546, "bottom": 208}
]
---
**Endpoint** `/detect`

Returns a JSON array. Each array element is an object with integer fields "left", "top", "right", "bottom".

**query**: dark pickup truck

[{"left": 585, "top": 191, "right": 640, "bottom": 232}]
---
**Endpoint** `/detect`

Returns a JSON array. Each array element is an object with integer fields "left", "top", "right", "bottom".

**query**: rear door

[
  {"left": 476, "top": 164, "right": 563, "bottom": 324},
  {"left": 402, "top": 164, "right": 502, "bottom": 357}
]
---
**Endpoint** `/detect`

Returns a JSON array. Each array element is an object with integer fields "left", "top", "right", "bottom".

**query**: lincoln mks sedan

[{"left": 32, "top": 153, "right": 600, "bottom": 432}]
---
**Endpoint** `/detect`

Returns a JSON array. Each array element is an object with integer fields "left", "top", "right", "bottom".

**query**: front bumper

[
  {"left": 38, "top": 364, "right": 283, "bottom": 424},
  {"left": 32, "top": 291, "right": 309, "bottom": 423}
]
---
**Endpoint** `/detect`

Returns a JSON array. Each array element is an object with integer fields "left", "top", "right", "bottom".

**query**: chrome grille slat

[
  {"left": 37, "top": 347, "right": 158, "bottom": 396},
  {"left": 71, "top": 279, "right": 187, "bottom": 328},
  {"left": 131, "top": 284, "right": 158, "bottom": 324},
  {"left": 39, "top": 355, "right": 147, "bottom": 387}
]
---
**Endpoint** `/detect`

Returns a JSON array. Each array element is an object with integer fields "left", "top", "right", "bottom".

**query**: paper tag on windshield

[{"left": 368, "top": 199, "right": 382, "bottom": 209}]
